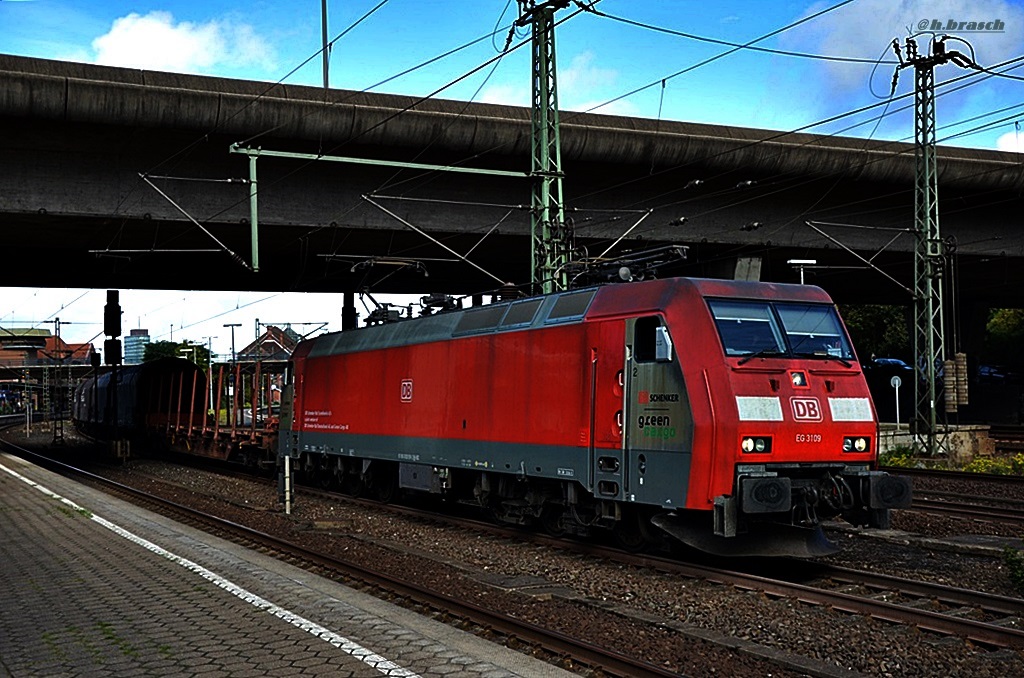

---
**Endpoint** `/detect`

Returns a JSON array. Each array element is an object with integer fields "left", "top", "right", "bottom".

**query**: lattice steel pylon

[
  {"left": 894, "top": 37, "right": 973, "bottom": 456},
  {"left": 517, "top": 0, "right": 573, "bottom": 294}
]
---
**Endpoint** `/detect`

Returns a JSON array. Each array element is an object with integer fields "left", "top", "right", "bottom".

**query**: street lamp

[{"left": 787, "top": 259, "right": 817, "bottom": 285}]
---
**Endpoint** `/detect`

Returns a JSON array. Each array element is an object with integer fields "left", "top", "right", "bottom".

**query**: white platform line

[{"left": 0, "top": 461, "right": 421, "bottom": 678}]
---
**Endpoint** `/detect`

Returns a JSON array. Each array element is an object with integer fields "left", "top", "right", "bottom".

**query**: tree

[
  {"left": 144, "top": 340, "right": 211, "bottom": 366},
  {"left": 983, "top": 308, "right": 1024, "bottom": 370},
  {"left": 838, "top": 304, "right": 911, "bottom": 362}
]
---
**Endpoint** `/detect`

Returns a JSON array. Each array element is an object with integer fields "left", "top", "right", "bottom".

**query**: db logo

[
  {"left": 638, "top": 390, "right": 649, "bottom": 404},
  {"left": 791, "top": 397, "right": 822, "bottom": 421},
  {"left": 400, "top": 379, "right": 414, "bottom": 402}
]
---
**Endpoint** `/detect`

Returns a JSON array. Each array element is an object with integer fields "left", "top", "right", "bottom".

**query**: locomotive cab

[{"left": 651, "top": 288, "right": 911, "bottom": 556}]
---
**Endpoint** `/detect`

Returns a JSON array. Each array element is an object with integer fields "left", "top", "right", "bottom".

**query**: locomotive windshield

[{"left": 708, "top": 299, "right": 854, "bottom": 360}]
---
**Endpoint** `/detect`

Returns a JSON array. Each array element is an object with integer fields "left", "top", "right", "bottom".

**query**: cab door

[{"left": 623, "top": 316, "right": 692, "bottom": 507}]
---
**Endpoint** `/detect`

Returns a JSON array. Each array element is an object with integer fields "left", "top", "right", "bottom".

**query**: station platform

[{"left": 0, "top": 453, "right": 572, "bottom": 677}]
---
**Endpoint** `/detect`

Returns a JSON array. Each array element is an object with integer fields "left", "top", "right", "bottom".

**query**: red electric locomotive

[{"left": 279, "top": 277, "right": 911, "bottom": 557}]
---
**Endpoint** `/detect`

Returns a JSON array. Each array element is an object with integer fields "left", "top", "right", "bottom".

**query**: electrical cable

[
  {"left": 102, "top": 0, "right": 397, "bottom": 254},
  {"left": 289, "top": 3, "right": 905, "bottom": 282},
  {"left": 574, "top": 0, "right": 857, "bottom": 116},
  {"left": 569, "top": 54, "right": 1024, "bottom": 211},
  {"left": 103, "top": 1, "right": 913, "bottom": 280},
  {"left": 967, "top": 62, "right": 1024, "bottom": 83},
  {"left": 146, "top": 0, "right": 394, "bottom": 177},
  {"left": 315, "top": 53, "right": 1024, "bottom": 293},
  {"left": 157, "top": 6, "right": 590, "bottom": 267},
  {"left": 151, "top": 293, "right": 283, "bottom": 341},
  {"left": 591, "top": 7, "right": 897, "bottom": 66}
]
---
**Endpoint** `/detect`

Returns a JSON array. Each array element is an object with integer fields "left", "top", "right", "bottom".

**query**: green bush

[
  {"left": 878, "top": 445, "right": 917, "bottom": 468},
  {"left": 962, "top": 456, "right": 1019, "bottom": 477},
  {"left": 1004, "top": 547, "right": 1024, "bottom": 595}
]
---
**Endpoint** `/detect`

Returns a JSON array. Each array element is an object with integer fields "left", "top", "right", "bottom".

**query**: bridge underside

[
  {"left": 1, "top": 55, "right": 1022, "bottom": 309},
  {"left": 6, "top": 209, "right": 1022, "bottom": 309}
]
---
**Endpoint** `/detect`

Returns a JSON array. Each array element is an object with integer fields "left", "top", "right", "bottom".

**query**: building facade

[{"left": 124, "top": 328, "right": 150, "bottom": 365}]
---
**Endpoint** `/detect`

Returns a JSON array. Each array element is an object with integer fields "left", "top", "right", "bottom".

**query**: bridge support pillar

[
  {"left": 342, "top": 292, "right": 358, "bottom": 331},
  {"left": 733, "top": 257, "right": 762, "bottom": 281}
]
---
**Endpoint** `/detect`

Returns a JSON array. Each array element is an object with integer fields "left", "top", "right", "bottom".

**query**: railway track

[
  {"left": 297, "top": 487, "right": 1024, "bottom": 650},
  {"left": 991, "top": 425, "right": 1024, "bottom": 454},
  {"left": 910, "top": 497, "right": 1024, "bottom": 523},
  {"left": 0, "top": 439, "right": 680, "bottom": 678},
  {"left": 109, "top": 452, "right": 1024, "bottom": 650},
  {"left": 887, "top": 466, "right": 1024, "bottom": 486},
  {"left": 882, "top": 466, "right": 1024, "bottom": 524}
]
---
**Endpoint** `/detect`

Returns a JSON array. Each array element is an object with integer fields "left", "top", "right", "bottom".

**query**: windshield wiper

[
  {"left": 737, "top": 348, "right": 784, "bottom": 366},
  {"left": 793, "top": 351, "right": 852, "bottom": 367}
]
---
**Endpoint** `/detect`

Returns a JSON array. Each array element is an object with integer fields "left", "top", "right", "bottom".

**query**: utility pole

[
  {"left": 49, "top": 317, "right": 72, "bottom": 445},
  {"left": 893, "top": 36, "right": 973, "bottom": 456},
  {"left": 224, "top": 323, "right": 241, "bottom": 427},
  {"left": 516, "top": 0, "right": 573, "bottom": 294},
  {"left": 321, "top": 0, "right": 330, "bottom": 89},
  {"left": 202, "top": 335, "right": 217, "bottom": 414}
]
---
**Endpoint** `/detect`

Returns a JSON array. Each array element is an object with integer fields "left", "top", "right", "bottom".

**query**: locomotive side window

[
  {"left": 454, "top": 304, "right": 507, "bottom": 335},
  {"left": 776, "top": 304, "right": 854, "bottom": 360},
  {"left": 500, "top": 299, "right": 543, "bottom": 328},
  {"left": 708, "top": 300, "right": 785, "bottom": 356},
  {"left": 545, "top": 289, "right": 596, "bottom": 324},
  {"left": 634, "top": 316, "right": 673, "bottom": 362}
]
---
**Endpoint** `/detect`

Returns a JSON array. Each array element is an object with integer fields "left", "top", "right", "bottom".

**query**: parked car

[{"left": 861, "top": 357, "right": 913, "bottom": 374}]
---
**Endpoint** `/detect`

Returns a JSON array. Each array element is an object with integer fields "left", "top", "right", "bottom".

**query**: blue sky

[
  {"left": 4, "top": 0, "right": 1023, "bottom": 147},
  {"left": 2, "top": 0, "right": 1023, "bottom": 354}
]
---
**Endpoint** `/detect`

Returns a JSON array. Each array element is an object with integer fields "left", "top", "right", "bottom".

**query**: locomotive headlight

[
  {"left": 843, "top": 436, "right": 870, "bottom": 453},
  {"left": 741, "top": 436, "right": 772, "bottom": 453}
]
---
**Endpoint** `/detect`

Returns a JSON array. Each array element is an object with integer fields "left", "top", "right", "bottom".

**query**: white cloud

[
  {"left": 91, "top": 11, "right": 275, "bottom": 74},
  {"left": 480, "top": 52, "right": 625, "bottom": 114},
  {"left": 480, "top": 83, "right": 530, "bottom": 107},
  {"left": 996, "top": 130, "right": 1024, "bottom": 152},
  {"left": 785, "top": 0, "right": 1024, "bottom": 91},
  {"left": 560, "top": 51, "right": 618, "bottom": 94}
]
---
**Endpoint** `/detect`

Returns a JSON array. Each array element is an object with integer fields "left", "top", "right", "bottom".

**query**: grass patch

[
  {"left": 96, "top": 621, "right": 139, "bottom": 658},
  {"left": 40, "top": 631, "right": 68, "bottom": 661},
  {"left": 53, "top": 503, "right": 93, "bottom": 519}
]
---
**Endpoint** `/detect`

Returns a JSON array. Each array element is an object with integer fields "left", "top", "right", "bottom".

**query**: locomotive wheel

[
  {"left": 341, "top": 473, "right": 365, "bottom": 497},
  {"left": 540, "top": 505, "right": 566, "bottom": 537},
  {"left": 370, "top": 463, "right": 398, "bottom": 503},
  {"left": 613, "top": 508, "right": 653, "bottom": 552}
]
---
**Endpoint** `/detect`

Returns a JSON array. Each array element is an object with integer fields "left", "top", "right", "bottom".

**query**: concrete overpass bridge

[{"left": 1, "top": 54, "right": 1022, "bottom": 314}]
